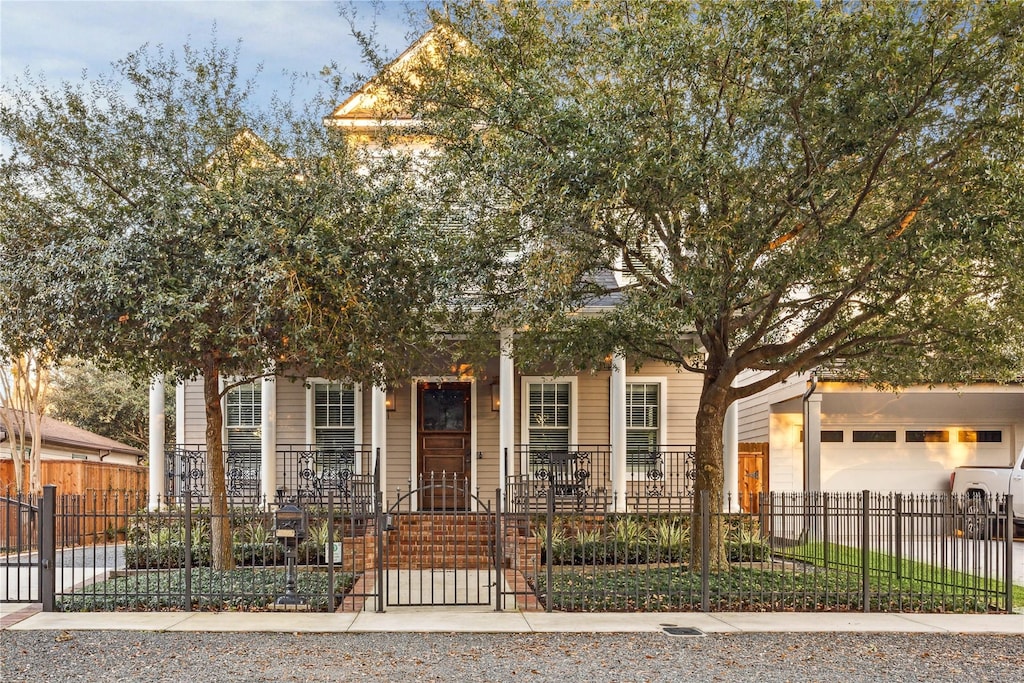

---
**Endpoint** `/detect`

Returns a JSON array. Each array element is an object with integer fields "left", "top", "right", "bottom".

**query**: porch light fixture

[
  {"left": 385, "top": 387, "right": 396, "bottom": 412},
  {"left": 490, "top": 380, "right": 501, "bottom": 412}
]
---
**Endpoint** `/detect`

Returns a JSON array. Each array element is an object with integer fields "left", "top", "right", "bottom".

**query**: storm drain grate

[{"left": 662, "top": 626, "right": 705, "bottom": 637}]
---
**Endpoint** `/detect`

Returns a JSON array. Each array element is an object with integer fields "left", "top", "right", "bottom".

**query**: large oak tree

[
  {"left": 383, "top": 0, "right": 1024, "bottom": 567},
  {"left": 1, "top": 38, "right": 443, "bottom": 567}
]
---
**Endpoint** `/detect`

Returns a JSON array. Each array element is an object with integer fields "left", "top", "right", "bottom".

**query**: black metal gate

[
  {"left": 0, "top": 488, "right": 51, "bottom": 606},
  {"left": 382, "top": 474, "right": 497, "bottom": 607}
]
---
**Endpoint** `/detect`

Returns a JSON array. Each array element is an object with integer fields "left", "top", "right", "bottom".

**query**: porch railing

[
  {"left": 508, "top": 444, "right": 697, "bottom": 512},
  {"left": 165, "top": 444, "right": 375, "bottom": 505}
]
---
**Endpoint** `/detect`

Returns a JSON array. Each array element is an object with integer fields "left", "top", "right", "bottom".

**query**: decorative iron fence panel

[
  {"left": 10, "top": 484, "right": 1014, "bottom": 615},
  {"left": 30, "top": 486, "right": 380, "bottom": 613},
  {"left": 0, "top": 488, "right": 40, "bottom": 603},
  {"left": 381, "top": 473, "right": 497, "bottom": 608},
  {"left": 503, "top": 485, "right": 1015, "bottom": 614},
  {"left": 509, "top": 444, "right": 697, "bottom": 513},
  {"left": 165, "top": 444, "right": 374, "bottom": 504}
]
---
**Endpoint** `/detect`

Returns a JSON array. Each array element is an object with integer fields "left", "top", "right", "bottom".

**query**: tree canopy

[
  {"left": 1, "top": 36, "right": 444, "bottom": 565},
  {"left": 383, "top": 0, "right": 1024, "bottom": 566},
  {"left": 48, "top": 359, "right": 158, "bottom": 452}
]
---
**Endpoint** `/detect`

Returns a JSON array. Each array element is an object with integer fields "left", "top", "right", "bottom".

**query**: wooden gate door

[
  {"left": 738, "top": 443, "right": 768, "bottom": 513},
  {"left": 417, "top": 381, "right": 472, "bottom": 510}
]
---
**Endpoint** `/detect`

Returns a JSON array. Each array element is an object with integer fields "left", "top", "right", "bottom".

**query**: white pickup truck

[{"left": 950, "top": 447, "right": 1024, "bottom": 538}]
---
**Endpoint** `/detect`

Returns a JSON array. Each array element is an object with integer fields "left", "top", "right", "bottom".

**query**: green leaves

[{"left": 396, "top": 0, "right": 1023, "bottom": 391}]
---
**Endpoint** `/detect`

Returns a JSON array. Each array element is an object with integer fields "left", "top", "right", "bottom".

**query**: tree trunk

[
  {"left": 202, "top": 354, "right": 235, "bottom": 570},
  {"left": 28, "top": 416, "right": 42, "bottom": 497},
  {"left": 690, "top": 376, "right": 730, "bottom": 572}
]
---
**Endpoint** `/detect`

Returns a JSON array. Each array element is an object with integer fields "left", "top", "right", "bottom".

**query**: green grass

[
  {"left": 56, "top": 567, "right": 356, "bottom": 612},
  {"left": 774, "top": 541, "right": 1024, "bottom": 606},
  {"left": 535, "top": 564, "right": 1003, "bottom": 613}
]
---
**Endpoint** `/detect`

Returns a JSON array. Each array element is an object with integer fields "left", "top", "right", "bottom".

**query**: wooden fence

[
  {"left": 1, "top": 460, "right": 148, "bottom": 548},
  {"left": 0, "top": 460, "right": 147, "bottom": 495}
]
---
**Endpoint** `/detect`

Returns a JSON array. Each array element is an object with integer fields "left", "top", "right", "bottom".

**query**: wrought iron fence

[
  {"left": 500, "top": 485, "right": 1017, "bottom": 613},
  {"left": 7, "top": 483, "right": 1016, "bottom": 614},
  {"left": 35, "top": 488, "right": 380, "bottom": 613}
]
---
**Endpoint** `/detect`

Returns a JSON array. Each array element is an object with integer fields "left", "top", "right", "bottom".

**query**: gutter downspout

[
  {"left": 801, "top": 371, "right": 823, "bottom": 543},
  {"left": 802, "top": 371, "right": 819, "bottom": 492}
]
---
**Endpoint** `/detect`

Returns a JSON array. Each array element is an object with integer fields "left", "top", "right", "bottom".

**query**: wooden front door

[
  {"left": 418, "top": 381, "right": 472, "bottom": 510},
  {"left": 739, "top": 443, "right": 768, "bottom": 513}
]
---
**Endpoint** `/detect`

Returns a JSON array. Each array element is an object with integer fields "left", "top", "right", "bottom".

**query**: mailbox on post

[
  {"left": 273, "top": 503, "right": 307, "bottom": 542},
  {"left": 272, "top": 502, "right": 308, "bottom": 608}
]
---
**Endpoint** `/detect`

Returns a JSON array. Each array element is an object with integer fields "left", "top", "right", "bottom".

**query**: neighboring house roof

[
  {"left": 0, "top": 410, "right": 144, "bottom": 458},
  {"left": 325, "top": 28, "right": 452, "bottom": 128}
]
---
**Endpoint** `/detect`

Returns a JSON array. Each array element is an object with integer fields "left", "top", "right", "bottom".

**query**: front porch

[{"left": 146, "top": 336, "right": 745, "bottom": 514}]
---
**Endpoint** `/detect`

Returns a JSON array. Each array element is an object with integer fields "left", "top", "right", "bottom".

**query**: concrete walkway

[{"left": 2, "top": 601, "right": 1021, "bottom": 634}]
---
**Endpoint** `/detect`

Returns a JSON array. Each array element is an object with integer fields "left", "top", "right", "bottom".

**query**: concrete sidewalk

[{"left": 2, "top": 602, "right": 1021, "bottom": 634}]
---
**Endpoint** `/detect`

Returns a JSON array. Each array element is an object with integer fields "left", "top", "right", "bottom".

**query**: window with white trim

[
  {"left": 306, "top": 382, "right": 359, "bottom": 473},
  {"left": 225, "top": 382, "right": 261, "bottom": 453},
  {"left": 225, "top": 382, "right": 261, "bottom": 482},
  {"left": 626, "top": 382, "right": 660, "bottom": 472},
  {"left": 527, "top": 381, "right": 571, "bottom": 451}
]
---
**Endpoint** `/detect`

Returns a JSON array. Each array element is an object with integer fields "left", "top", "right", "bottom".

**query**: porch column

[
  {"left": 175, "top": 381, "right": 185, "bottom": 445},
  {"left": 499, "top": 328, "right": 515, "bottom": 498},
  {"left": 372, "top": 384, "right": 388, "bottom": 506},
  {"left": 722, "top": 400, "right": 740, "bottom": 512},
  {"left": 803, "top": 392, "right": 823, "bottom": 491},
  {"left": 610, "top": 351, "right": 627, "bottom": 513},
  {"left": 260, "top": 373, "right": 277, "bottom": 503},
  {"left": 148, "top": 374, "right": 166, "bottom": 510}
]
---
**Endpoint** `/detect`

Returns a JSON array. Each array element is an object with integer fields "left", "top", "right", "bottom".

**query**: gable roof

[
  {"left": 0, "top": 410, "right": 144, "bottom": 457},
  {"left": 325, "top": 28, "right": 456, "bottom": 129}
]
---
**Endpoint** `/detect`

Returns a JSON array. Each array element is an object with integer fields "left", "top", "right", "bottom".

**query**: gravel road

[{"left": 2, "top": 631, "right": 1022, "bottom": 682}]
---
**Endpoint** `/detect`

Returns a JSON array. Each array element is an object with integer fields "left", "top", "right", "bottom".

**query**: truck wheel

[{"left": 962, "top": 494, "right": 990, "bottom": 540}]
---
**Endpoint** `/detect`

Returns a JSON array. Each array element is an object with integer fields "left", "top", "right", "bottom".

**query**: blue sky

[{"left": 1, "top": 0, "right": 427, "bottom": 111}]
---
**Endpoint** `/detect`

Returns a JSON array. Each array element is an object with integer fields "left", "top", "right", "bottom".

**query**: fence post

[
  {"left": 1005, "top": 495, "right": 1014, "bottom": 613},
  {"left": 495, "top": 488, "right": 504, "bottom": 612},
  {"left": 895, "top": 494, "right": 903, "bottom": 582},
  {"left": 861, "top": 490, "right": 870, "bottom": 613},
  {"left": 40, "top": 485, "right": 56, "bottom": 612},
  {"left": 184, "top": 490, "right": 192, "bottom": 612},
  {"left": 701, "top": 489, "right": 710, "bottom": 613},
  {"left": 545, "top": 482, "right": 554, "bottom": 613},
  {"left": 822, "top": 492, "right": 830, "bottom": 569},
  {"left": 374, "top": 481, "right": 385, "bottom": 614},
  {"left": 327, "top": 491, "right": 335, "bottom": 613}
]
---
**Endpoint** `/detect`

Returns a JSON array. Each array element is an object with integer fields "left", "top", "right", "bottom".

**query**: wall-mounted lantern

[
  {"left": 385, "top": 387, "right": 397, "bottom": 412},
  {"left": 490, "top": 380, "right": 501, "bottom": 412}
]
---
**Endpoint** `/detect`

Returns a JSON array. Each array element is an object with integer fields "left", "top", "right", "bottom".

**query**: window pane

[
  {"left": 227, "top": 429, "right": 260, "bottom": 451},
  {"left": 959, "top": 430, "right": 1002, "bottom": 443},
  {"left": 906, "top": 430, "right": 949, "bottom": 443},
  {"left": 626, "top": 382, "right": 659, "bottom": 429},
  {"left": 314, "top": 383, "right": 355, "bottom": 428},
  {"left": 528, "top": 429, "right": 569, "bottom": 451},
  {"left": 852, "top": 430, "right": 896, "bottom": 443},
  {"left": 226, "top": 383, "right": 260, "bottom": 427},
  {"left": 528, "top": 382, "right": 570, "bottom": 428},
  {"left": 422, "top": 388, "right": 467, "bottom": 431},
  {"left": 316, "top": 428, "right": 355, "bottom": 450}
]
